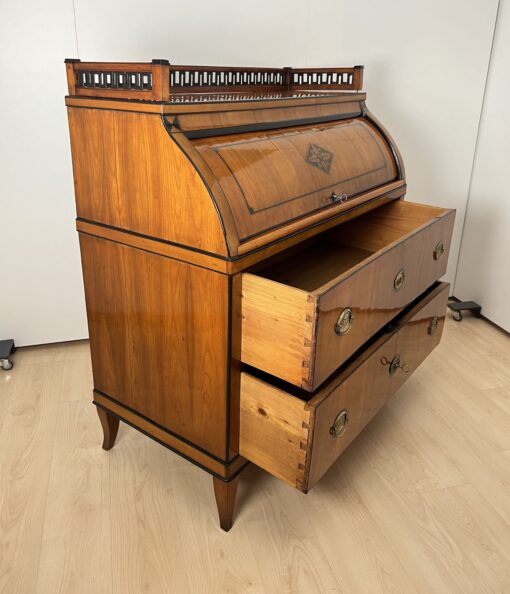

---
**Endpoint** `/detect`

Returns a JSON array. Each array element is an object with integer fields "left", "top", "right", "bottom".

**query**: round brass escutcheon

[
  {"left": 433, "top": 241, "right": 445, "bottom": 261},
  {"left": 330, "top": 409, "right": 349, "bottom": 438},
  {"left": 428, "top": 316, "right": 439, "bottom": 335},
  {"left": 394, "top": 269, "right": 405, "bottom": 291},
  {"left": 335, "top": 307, "right": 354, "bottom": 335}
]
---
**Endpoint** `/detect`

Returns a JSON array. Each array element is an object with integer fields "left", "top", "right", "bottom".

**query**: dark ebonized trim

[
  {"left": 181, "top": 111, "right": 361, "bottom": 139},
  {"left": 167, "top": 99, "right": 363, "bottom": 117},
  {"left": 94, "top": 402, "right": 248, "bottom": 482},
  {"left": 77, "top": 229, "right": 230, "bottom": 276},
  {"left": 230, "top": 188, "right": 406, "bottom": 260},
  {"left": 362, "top": 105, "right": 404, "bottom": 180},
  {"left": 94, "top": 389, "right": 233, "bottom": 465},
  {"left": 162, "top": 116, "right": 234, "bottom": 257},
  {"left": 208, "top": 119, "right": 389, "bottom": 220},
  {"left": 225, "top": 275, "right": 233, "bottom": 462},
  {"left": 77, "top": 217, "right": 228, "bottom": 260},
  {"left": 236, "top": 180, "right": 401, "bottom": 244},
  {"left": 66, "top": 92, "right": 365, "bottom": 107}
]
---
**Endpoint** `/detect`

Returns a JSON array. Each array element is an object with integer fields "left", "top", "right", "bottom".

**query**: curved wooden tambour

[
  {"left": 65, "top": 60, "right": 405, "bottom": 260},
  {"left": 189, "top": 118, "right": 398, "bottom": 243}
]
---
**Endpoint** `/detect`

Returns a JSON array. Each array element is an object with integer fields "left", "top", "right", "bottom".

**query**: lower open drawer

[{"left": 239, "top": 282, "right": 449, "bottom": 492}]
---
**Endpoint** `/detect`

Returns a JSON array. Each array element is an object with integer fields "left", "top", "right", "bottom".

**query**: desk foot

[
  {"left": 213, "top": 476, "right": 239, "bottom": 531},
  {"left": 97, "top": 407, "right": 120, "bottom": 450}
]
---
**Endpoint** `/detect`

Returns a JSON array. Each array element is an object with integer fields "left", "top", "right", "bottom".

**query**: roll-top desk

[{"left": 64, "top": 59, "right": 455, "bottom": 530}]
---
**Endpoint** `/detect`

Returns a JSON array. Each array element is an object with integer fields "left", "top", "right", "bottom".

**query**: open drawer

[
  {"left": 241, "top": 200, "right": 454, "bottom": 390},
  {"left": 239, "top": 282, "right": 449, "bottom": 492}
]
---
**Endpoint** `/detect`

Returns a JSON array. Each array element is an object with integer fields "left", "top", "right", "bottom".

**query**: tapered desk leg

[
  {"left": 97, "top": 407, "right": 120, "bottom": 450},
  {"left": 213, "top": 476, "right": 239, "bottom": 531}
]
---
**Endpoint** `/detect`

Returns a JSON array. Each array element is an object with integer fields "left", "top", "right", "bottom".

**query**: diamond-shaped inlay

[{"left": 305, "top": 143, "right": 334, "bottom": 174}]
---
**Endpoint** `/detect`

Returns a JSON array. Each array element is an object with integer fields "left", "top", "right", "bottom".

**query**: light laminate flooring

[{"left": 1, "top": 315, "right": 510, "bottom": 593}]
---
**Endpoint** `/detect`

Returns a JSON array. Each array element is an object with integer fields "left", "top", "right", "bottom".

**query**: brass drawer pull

[
  {"left": 380, "top": 354, "right": 409, "bottom": 375},
  {"left": 394, "top": 269, "right": 405, "bottom": 291},
  {"left": 335, "top": 307, "right": 354, "bottom": 335},
  {"left": 330, "top": 409, "right": 349, "bottom": 438},
  {"left": 433, "top": 241, "right": 445, "bottom": 260}
]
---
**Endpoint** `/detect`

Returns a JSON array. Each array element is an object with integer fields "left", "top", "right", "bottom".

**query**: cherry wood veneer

[
  {"left": 239, "top": 282, "right": 450, "bottom": 491},
  {"left": 65, "top": 60, "right": 453, "bottom": 531},
  {"left": 79, "top": 234, "right": 230, "bottom": 460},
  {"left": 241, "top": 201, "right": 454, "bottom": 390}
]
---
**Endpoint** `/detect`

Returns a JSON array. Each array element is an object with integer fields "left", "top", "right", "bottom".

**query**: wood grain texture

[
  {"left": 239, "top": 373, "right": 311, "bottom": 488},
  {"left": 241, "top": 273, "right": 318, "bottom": 389},
  {"left": 66, "top": 61, "right": 170, "bottom": 101},
  {"left": 76, "top": 219, "right": 230, "bottom": 273},
  {"left": 307, "top": 282, "right": 449, "bottom": 489},
  {"left": 0, "top": 347, "right": 64, "bottom": 594},
  {"left": 235, "top": 180, "right": 405, "bottom": 255},
  {"left": 213, "top": 477, "right": 239, "bottom": 532},
  {"left": 313, "top": 201, "right": 455, "bottom": 388},
  {"left": 174, "top": 100, "right": 363, "bottom": 133},
  {"left": 65, "top": 62, "right": 363, "bottom": 101},
  {"left": 240, "top": 283, "right": 449, "bottom": 491},
  {"left": 92, "top": 391, "right": 246, "bottom": 479},
  {"left": 193, "top": 118, "right": 398, "bottom": 243},
  {"left": 97, "top": 407, "right": 119, "bottom": 450},
  {"left": 35, "top": 399, "right": 112, "bottom": 594},
  {"left": 242, "top": 200, "right": 454, "bottom": 390},
  {"left": 67, "top": 108, "right": 228, "bottom": 256},
  {"left": 79, "top": 233, "right": 229, "bottom": 460},
  {"left": 75, "top": 187, "right": 406, "bottom": 276},
  {"left": 2, "top": 315, "right": 510, "bottom": 593}
]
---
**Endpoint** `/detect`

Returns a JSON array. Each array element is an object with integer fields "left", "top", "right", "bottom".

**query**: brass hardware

[
  {"left": 330, "top": 192, "right": 348, "bottom": 204},
  {"left": 330, "top": 409, "right": 349, "bottom": 438},
  {"left": 428, "top": 316, "right": 439, "bottom": 335},
  {"left": 380, "top": 355, "right": 409, "bottom": 375},
  {"left": 335, "top": 307, "right": 354, "bottom": 335},
  {"left": 433, "top": 241, "right": 445, "bottom": 261},
  {"left": 394, "top": 269, "right": 405, "bottom": 291}
]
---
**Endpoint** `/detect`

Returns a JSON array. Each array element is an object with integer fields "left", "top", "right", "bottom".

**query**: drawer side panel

[
  {"left": 241, "top": 273, "right": 318, "bottom": 389},
  {"left": 239, "top": 373, "right": 311, "bottom": 489}
]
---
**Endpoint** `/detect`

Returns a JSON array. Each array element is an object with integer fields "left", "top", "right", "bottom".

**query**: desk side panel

[
  {"left": 67, "top": 108, "right": 229, "bottom": 256},
  {"left": 79, "top": 234, "right": 230, "bottom": 460}
]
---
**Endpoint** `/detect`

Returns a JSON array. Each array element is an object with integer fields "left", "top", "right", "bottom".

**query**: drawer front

[
  {"left": 241, "top": 201, "right": 454, "bottom": 392},
  {"left": 313, "top": 208, "right": 454, "bottom": 388},
  {"left": 239, "top": 283, "right": 449, "bottom": 491},
  {"left": 307, "top": 282, "right": 449, "bottom": 489}
]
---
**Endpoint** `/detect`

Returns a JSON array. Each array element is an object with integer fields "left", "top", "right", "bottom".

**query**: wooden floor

[{"left": 1, "top": 315, "right": 510, "bottom": 594}]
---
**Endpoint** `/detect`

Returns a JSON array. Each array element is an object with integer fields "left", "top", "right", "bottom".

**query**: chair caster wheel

[
  {"left": 1, "top": 359, "right": 14, "bottom": 371},
  {"left": 452, "top": 311, "right": 462, "bottom": 322}
]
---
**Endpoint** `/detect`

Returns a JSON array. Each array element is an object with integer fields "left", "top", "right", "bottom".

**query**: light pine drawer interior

[
  {"left": 239, "top": 282, "right": 449, "bottom": 492},
  {"left": 241, "top": 200, "right": 455, "bottom": 391}
]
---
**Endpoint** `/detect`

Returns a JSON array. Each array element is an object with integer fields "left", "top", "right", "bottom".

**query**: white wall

[
  {"left": 0, "top": 0, "right": 87, "bottom": 347},
  {"left": 454, "top": 0, "right": 510, "bottom": 332},
  {"left": 0, "top": 0, "right": 499, "bottom": 346}
]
